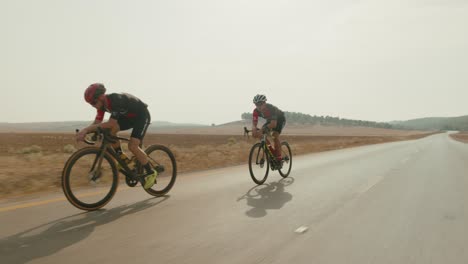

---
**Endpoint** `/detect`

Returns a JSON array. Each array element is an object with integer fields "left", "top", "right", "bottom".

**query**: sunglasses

[{"left": 255, "top": 102, "right": 264, "bottom": 106}]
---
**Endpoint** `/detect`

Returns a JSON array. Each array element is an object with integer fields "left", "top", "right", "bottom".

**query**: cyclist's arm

[
  {"left": 83, "top": 118, "right": 118, "bottom": 134},
  {"left": 93, "top": 109, "right": 105, "bottom": 124},
  {"left": 82, "top": 110, "right": 105, "bottom": 132},
  {"left": 77, "top": 118, "right": 117, "bottom": 142},
  {"left": 77, "top": 110, "right": 105, "bottom": 141},
  {"left": 252, "top": 123, "right": 258, "bottom": 134},
  {"left": 252, "top": 110, "right": 260, "bottom": 136}
]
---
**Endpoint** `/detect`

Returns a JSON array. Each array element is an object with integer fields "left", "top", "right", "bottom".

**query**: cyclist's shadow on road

[
  {"left": 0, "top": 196, "right": 169, "bottom": 264},
  {"left": 238, "top": 177, "right": 295, "bottom": 218}
]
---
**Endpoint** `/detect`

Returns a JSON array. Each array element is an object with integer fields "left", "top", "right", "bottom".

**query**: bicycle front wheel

[
  {"left": 144, "top": 144, "right": 177, "bottom": 196},
  {"left": 248, "top": 143, "right": 269, "bottom": 184},
  {"left": 62, "top": 147, "right": 118, "bottom": 211},
  {"left": 278, "top": 142, "right": 292, "bottom": 178}
]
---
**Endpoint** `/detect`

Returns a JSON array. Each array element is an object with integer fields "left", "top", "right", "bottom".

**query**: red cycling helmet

[{"left": 84, "top": 83, "right": 106, "bottom": 104}]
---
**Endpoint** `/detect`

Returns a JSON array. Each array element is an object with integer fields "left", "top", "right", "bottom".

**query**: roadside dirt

[
  {"left": 449, "top": 131, "right": 468, "bottom": 143},
  {"left": 0, "top": 131, "right": 434, "bottom": 200}
]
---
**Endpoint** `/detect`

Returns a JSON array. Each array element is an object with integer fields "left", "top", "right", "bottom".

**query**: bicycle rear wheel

[
  {"left": 144, "top": 144, "right": 177, "bottom": 196},
  {"left": 248, "top": 143, "right": 269, "bottom": 184},
  {"left": 278, "top": 142, "right": 292, "bottom": 178},
  {"left": 62, "top": 147, "right": 118, "bottom": 211}
]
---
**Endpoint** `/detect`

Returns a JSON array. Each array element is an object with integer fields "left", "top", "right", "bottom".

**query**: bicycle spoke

[
  {"left": 249, "top": 143, "right": 269, "bottom": 184},
  {"left": 144, "top": 145, "right": 177, "bottom": 196},
  {"left": 278, "top": 142, "right": 292, "bottom": 178},
  {"left": 62, "top": 147, "right": 118, "bottom": 211}
]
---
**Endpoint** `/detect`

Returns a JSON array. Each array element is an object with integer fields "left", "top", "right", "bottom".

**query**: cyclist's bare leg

[
  {"left": 108, "top": 122, "right": 122, "bottom": 150},
  {"left": 128, "top": 137, "right": 149, "bottom": 165},
  {"left": 272, "top": 131, "right": 282, "bottom": 159},
  {"left": 129, "top": 137, "right": 156, "bottom": 188}
]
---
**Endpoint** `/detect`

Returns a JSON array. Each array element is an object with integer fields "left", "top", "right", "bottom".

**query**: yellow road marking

[
  {"left": 0, "top": 197, "right": 67, "bottom": 213},
  {"left": 0, "top": 187, "right": 130, "bottom": 213}
]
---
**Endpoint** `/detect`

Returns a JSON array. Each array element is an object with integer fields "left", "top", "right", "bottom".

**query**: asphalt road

[{"left": 1, "top": 132, "right": 468, "bottom": 264}]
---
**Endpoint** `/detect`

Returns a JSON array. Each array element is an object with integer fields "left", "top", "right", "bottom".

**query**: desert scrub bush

[
  {"left": 19, "top": 145, "right": 42, "bottom": 154},
  {"left": 227, "top": 137, "right": 237, "bottom": 145},
  {"left": 63, "top": 144, "right": 77, "bottom": 153}
]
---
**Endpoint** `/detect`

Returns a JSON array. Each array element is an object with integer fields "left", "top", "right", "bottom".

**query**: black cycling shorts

[
  {"left": 265, "top": 118, "right": 286, "bottom": 134},
  {"left": 117, "top": 108, "right": 150, "bottom": 140}
]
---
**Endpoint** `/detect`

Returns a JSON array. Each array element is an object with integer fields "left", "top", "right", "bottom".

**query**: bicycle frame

[
  {"left": 65, "top": 115, "right": 177, "bottom": 210},
  {"left": 258, "top": 132, "right": 278, "bottom": 166},
  {"left": 248, "top": 129, "right": 291, "bottom": 185},
  {"left": 86, "top": 128, "right": 142, "bottom": 180},
  {"left": 84, "top": 113, "right": 152, "bottom": 179}
]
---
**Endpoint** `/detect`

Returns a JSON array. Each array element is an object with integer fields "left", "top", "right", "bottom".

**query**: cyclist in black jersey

[
  {"left": 76, "top": 83, "right": 157, "bottom": 189},
  {"left": 251, "top": 94, "right": 286, "bottom": 162}
]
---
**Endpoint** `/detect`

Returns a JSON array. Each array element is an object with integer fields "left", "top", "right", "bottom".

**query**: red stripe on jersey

[
  {"left": 253, "top": 109, "right": 259, "bottom": 125},
  {"left": 95, "top": 109, "right": 105, "bottom": 122},
  {"left": 105, "top": 96, "right": 112, "bottom": 111}
]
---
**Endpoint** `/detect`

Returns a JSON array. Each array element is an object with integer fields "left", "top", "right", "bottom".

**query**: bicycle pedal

[{"left": 155, "top": 165, "right": 165, "bottom": 173}]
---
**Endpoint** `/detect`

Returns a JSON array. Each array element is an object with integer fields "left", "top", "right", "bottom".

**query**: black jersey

[
  {"left": 95, "top": 93, "right": 147, "bottom": 121},
  {"left": 252, "top": 103, "right": 285, "bottom": 126}
]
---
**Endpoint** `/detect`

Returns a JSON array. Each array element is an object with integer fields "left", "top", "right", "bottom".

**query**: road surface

[{"left": 1, "top": 132, "right": 468, "bottom": 264}]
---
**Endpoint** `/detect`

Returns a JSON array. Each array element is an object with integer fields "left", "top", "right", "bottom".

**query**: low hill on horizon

[
  {"left": 2, "top": 113, "right": 465, "bottom": 133},
  {"left": 242, "top": 111, "right": 394, "bottom": 129},
  {"left": 390, "top": 115, "right": 468, "bottom": 131},
  {"left": 241, "top": 112, "right": 468, "bottom": 131}
]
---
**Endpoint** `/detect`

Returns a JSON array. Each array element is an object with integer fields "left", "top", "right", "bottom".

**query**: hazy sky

[{"left": 2, "top": 0, "right": 468, "bottom": 125}]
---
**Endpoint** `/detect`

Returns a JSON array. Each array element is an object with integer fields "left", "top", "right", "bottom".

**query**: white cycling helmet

[{"left": 253, "top": 94, "right": 267, "bottom": 104}]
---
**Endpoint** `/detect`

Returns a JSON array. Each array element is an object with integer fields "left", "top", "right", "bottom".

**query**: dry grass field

[
  {"left": 450, "top": 131, "right": 468, "bottom": 143},
  {"left": 0, "top": 127, "right": 434, "bottom": 200}
]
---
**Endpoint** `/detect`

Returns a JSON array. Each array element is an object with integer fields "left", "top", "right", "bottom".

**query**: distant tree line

[
  {"left": 241, "top": 112, "right": 394, "bottom": 129},
  {"left": 242, "top": 111, "right": 468, "bottom": 131},
  {"left": 390, "top": 116, "right": 468, "bottom": 131}
]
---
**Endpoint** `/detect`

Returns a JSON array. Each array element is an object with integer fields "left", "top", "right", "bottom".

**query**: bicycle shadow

[
  {"left": 238, "top": 177, "right": 295, "bottom": 218},
  {"left": 0, "top": 196, "right": 169, "bottom": 264}
]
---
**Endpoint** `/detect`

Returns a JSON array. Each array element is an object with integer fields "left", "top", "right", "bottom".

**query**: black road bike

[
  {"left": 248, "top": 128, "right": 292, "bottom": 184},
  {"left": 62, "top": 127, "right": 177, "bottom": 211}
]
